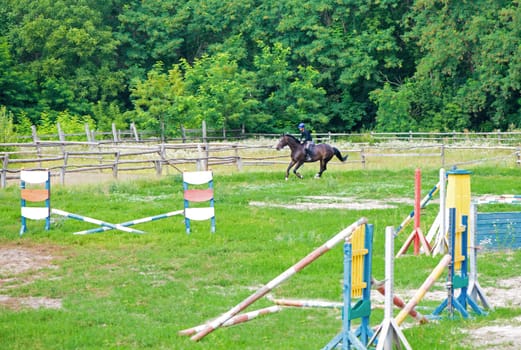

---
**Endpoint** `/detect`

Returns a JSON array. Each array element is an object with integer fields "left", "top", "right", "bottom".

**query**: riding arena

[{"left": 2, "top": 135, "right": 521, "bottom": 349}]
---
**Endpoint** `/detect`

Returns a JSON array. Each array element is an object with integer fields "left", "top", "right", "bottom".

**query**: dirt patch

[
  {"left": 462, "top": 316, "right": 521, "bottom": 350},
  {"left": 0, "top": 243, "right": 63, "bottom": 310},
  {"left": 368, "top": 277, "right": 521, "bottom": 349},
  {"left": 250, "top": 196, "right": 414, "bottom": 210}
]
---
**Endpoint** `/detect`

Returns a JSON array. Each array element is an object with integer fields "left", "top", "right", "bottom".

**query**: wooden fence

[
  {"left": 13, "top": 121, "right": 521, "bottom": 145},
  {"left": 2, "top": 138, "right": 520, "bottom": 188}
]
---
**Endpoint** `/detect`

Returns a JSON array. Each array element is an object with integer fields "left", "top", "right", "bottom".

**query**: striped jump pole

[
  {"left": 474, "top": 194, "right": 521, "bottom": 205},
  {"left": 426, "top": 168, "right": 448, "bottom": 256},
  {"left": 269, "top": 297, "right": 343, "bottom": 309},
  {"left": 368, "top": 227, "right": 411, "bottom": 350},
  {"left": 178, "top": 306, "right": 282, "bottom": 336},
  {"left": 73, "top": 210, "right": 184, "bottom": 235},
  {"left": 372, "top": 279, "right": 428, "bottom": 324},
  {"left": 187, "top": 217, "right": 368, "bottom": 342},
  {"left": 395, "top": 179, "right": 441, "bottom": 236},
  {"left": 51, "top": 208, "right": 145, "bottom": 234},
  {"left": 395, "top": 254, "right": 452, "bottom": 326}
]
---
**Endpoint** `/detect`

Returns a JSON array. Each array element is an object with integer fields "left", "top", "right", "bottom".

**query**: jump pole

[
  {"left": 187, "top": 217, "right": 368, "bottom": 342},
  {"left": 395, "top": 254, "right": 452, "bottom": 326},
  {"left": 372, "top": 279, "right": 428, "bottom": 324},
  {"left": 51, "top": 208, "right": 145, "bottom": 234},
  {"left": 368, "top": 227, "right": 411, "bottom": 350},
  {"left": 426, "top": 168, "right": 448, "bottom": 255},
  {"left": 396, "top": 168, "right": 431, "bottom": 257},
  {"left": 73, "top": 210, "right": 184, "bottom": 235},
  {"left": 269, "top": 297, "right": 343, "bottom": 309},
  {"left": 395, "top": 178, "right": 441, "bottom": 236},
  {"left": 178, "top": 306, "right": 283, "bottom": 336},
  {"left": 467, "top": 203, "right": 491, "bottom": 309}
]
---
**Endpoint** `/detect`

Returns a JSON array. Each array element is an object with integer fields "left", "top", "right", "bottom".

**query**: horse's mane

[{"left": 283, "top": 133, "right": 299, "bottom": 142}]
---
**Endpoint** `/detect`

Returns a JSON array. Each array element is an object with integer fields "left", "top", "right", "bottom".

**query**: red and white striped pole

[
  {"left": 179, "top": 306, "right": 282, "bottom": 336},
  {"left": 189, "top": 217, "right": 368, "bottom": 341}
]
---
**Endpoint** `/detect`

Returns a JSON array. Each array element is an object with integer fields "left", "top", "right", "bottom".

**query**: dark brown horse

[{"left": 275, "top": 134, "right": 348, "bottom": 180}]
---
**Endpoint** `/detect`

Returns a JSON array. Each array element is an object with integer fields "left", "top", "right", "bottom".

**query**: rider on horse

[{"left": 298, "top": 122, "right": 314, "bottom": 161}]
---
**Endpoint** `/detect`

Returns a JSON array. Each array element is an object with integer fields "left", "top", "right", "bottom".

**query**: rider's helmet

[{"left": 298, "top": 122, "right": 305, "bottom": 129}]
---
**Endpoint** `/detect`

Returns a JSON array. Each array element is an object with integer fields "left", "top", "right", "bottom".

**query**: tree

[
  {"left": 7, "top": 0, "right": 124, "bottom": 119},
  {"left": 252, "top": 42, "right": 326, "bottom": 132},
  {"left": 129, "top": 62, "right": 188, "bottom": 140}
]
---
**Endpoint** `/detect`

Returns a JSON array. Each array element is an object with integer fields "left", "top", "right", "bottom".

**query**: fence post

[
  {"left": 31, "top": 125, "right": 42, "bottom": 163},
  {"left": 202, "top": 121, "right": 209, "bottom": 170},
  {"left": 154, "top": 160, "right": 162, "bottom": 176},
  {"left": 361, "top": 147, "right": 366, "bottom": 169},
  {"left": 61, "top": 152, "right": 68, "bottom": 185},
  {"left": 85, "top": 123, "right": 93, "bottom": 143},
  {"left": 517, "top": 147, "right": 521, "bottom": 167},
  {"left": 112, "top": 123, "right": 119, "bottom": 143},
  {"left": 0, "top": 153, "right": 8, "bottom": 188},
  {"left": 57, "top": 122, "right": 65, "bottom": 142},
  {"left": 113, "top": 151, "right": 120, "bottom": 178},
  {"left": 130, "top": 122, "right": 139, "bottom": 141},
  {"left": 441, "top": 143, "right": 445, "bottom": 167},
  {"left": 31, "top": 125, "right": 39, "bottom": 143},
  {"left": 234, "top": 144, "right": 242, "bottom": 171},
  {"left": 159, "top": 144, "right": 168, "bottom": 175},
  {"left": 181, "top": 125, "right": 187, "bottom": 143}
]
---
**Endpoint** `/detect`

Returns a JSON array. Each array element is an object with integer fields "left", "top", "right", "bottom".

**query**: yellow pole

[
  {"left": 445, "top": 169, "right": 472, "bottom": 271},
  {"left": 395, "top": 254, "right": 451, "bottom": 326}
]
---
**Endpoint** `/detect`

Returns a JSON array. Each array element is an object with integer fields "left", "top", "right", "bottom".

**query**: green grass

[{"left": 1, "top": 165, "right": 521, "bottom": 349}]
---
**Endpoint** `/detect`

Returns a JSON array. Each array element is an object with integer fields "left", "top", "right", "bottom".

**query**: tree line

[{"left": 1, "top": 0, "right": 520, "bottom": 140}]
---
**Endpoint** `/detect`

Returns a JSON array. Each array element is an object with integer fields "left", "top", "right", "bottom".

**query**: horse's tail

[{"left": 334, "top": 147, "right": 348, "bottom": 162}]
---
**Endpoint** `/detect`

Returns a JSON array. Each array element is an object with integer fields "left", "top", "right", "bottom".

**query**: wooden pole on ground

[{"left": 187, "top": 217, "right": 368, "bottom": 342}]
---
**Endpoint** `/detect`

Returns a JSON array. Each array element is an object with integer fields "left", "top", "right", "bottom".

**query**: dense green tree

[
  {"left": 116, "top": 0, "right": 188, "bottom": 80},
  {"left": 1, "top": 0, "right": 520, "bottom": 135},
  {"left": 128, "top": 62, "right": 189, "bottom": 140},
  {"left": 6, "top": 0, "right": 123, "bottom": 119},
  {"left": 182, "top": 53, "right": 258, "bottom": 133},
  {"left": 0, "top": 37, "right": 36, "bottom": 120},
  {"left": 373, "top": 0, "right": 521, "bottom": 131}
]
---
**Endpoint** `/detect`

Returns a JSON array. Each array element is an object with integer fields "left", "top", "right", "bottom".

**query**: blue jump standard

[
  {"left": 323, "top": 224, "right": 374, "bottom": 350},
  {"left": 431, "top": 208, "right": 485, "bottom": 319}
]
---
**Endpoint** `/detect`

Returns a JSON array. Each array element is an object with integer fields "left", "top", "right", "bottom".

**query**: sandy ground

[{"left": 0, "top": 244, "right": 62, "bottom": 310}]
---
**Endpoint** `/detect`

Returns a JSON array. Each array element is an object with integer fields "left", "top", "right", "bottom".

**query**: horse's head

[{"left": 275, "top": 134, "right": 289, "bottom": 150}]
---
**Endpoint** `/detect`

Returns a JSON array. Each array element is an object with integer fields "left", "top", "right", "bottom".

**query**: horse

[{"left": 275, "top": 134, "right": 348, "bottom": 180}]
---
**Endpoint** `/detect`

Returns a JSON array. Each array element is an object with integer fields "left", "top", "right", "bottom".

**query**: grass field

[{"left": 1, "top": 163, "right": 521, "bottom": 349}]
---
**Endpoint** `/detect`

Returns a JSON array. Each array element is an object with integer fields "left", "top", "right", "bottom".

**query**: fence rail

[
  {"left": 10, "top": 121, "right": 521, "bottom": 145},
  {"left": 2, "top": 136, "right": 521, "bottom": 188},
  {"left": 3, "top": 122, "right": 521, "bottom": 187}
]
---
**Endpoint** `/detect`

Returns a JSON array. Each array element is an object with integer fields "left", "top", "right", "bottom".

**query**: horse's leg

[
  {"left": 316, "top": 159, "right": 326, "bottom": 178},
  {"left": 316, "top": 154, "right": 334, "bottom": 178},
  {"left": 285, "top": 161, "right": 296, "bottom": 180},
  {"left": 293, "top": 161, "right": 305, "bottom": 179}
]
